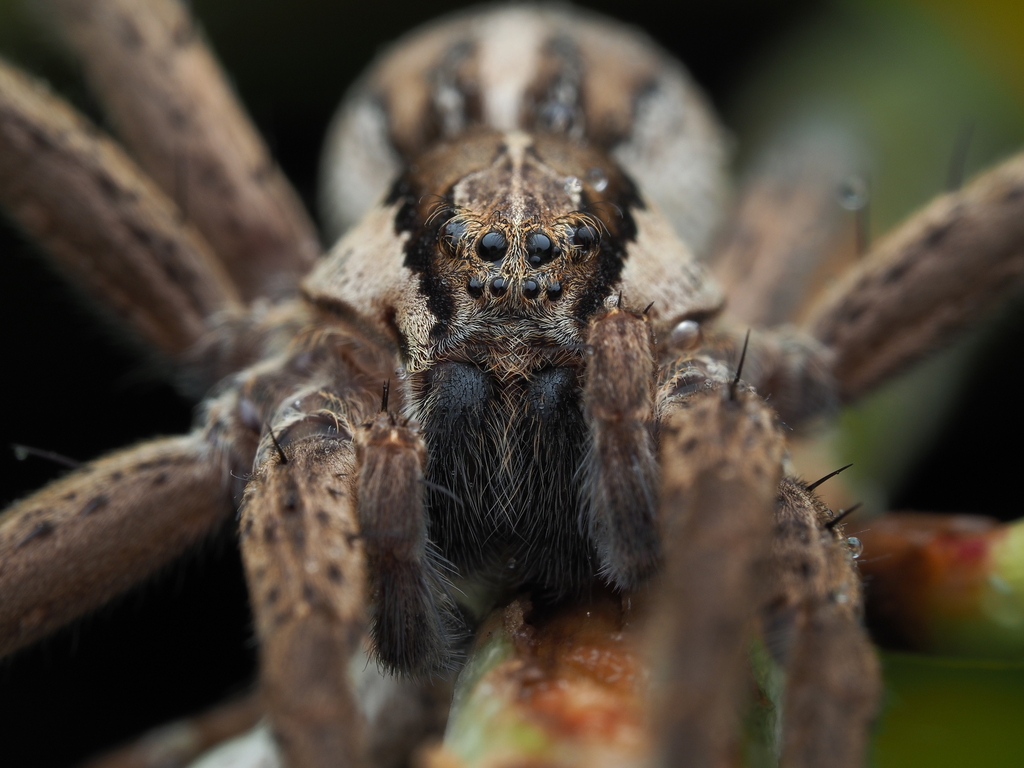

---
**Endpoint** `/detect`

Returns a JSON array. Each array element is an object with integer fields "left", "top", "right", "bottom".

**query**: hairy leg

[
  {"left": 673, "top": 325, "right": 837, "bottom": 429},
  {"left": 805, "top": 151, "right": 1024, "bottom": 401},
  {"left": 355, "top": 409, "right": 457, "bottom": 675},
  {"left": 767, "top": 479, "right": 880, "bottom": 768},
  {"left": 240, "top": 391, "right": 368, "bottom": 768},
  {"left": 710, "top": 127, "right": 862, "bottom": 327},
  {"left": 583, "top": 304, "right": 660, "bottom": 588},
  {"left": 651, "top": 376, "right": 785, "bottom": 768},
  {"left": 0, "top": 59, "right": 240, "bottom": 359},
  {"left": 44, "top": 0, "right": 320, "bottom": 301},
  {"left": 0, "top": 432, "right": 234, "bottom": 657}
]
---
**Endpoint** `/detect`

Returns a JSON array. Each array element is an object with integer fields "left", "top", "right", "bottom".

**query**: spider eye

[
  {"left": 571, "top": 224, "right": 599, "bottom": 249},
  {"left": 467, "top": 276, "right": 485, "bottom": 297},
  {"left": 525, "top": 232, "right": 555, "bottom": 266},
  {"left": 444, "top": 219, "right": 466, "bottom": 241},
  {"left": 438, "top": 219, "right": 466, "bottom": 256},
  {"left": 477, "top": 231, "right": 507, "bottom": 261}
]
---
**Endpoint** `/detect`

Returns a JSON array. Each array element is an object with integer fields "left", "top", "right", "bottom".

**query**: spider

[{"left": 2, "top": 2, "right": 1023, "bottom": 768}]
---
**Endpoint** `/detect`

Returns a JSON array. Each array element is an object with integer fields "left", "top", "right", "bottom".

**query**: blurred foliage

[{"left": 873, "top": 652, "right": 1024, "bottom": 767}]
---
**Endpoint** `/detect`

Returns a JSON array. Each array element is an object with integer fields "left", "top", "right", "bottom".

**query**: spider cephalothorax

[
  {"left": 3, "top": 3, "right": 1024, "bottom": 768},
  {"left": 309, "top": 124, "right": 724, "bottom": 660}
]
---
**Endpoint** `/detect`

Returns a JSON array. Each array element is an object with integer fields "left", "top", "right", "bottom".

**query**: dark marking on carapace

[
  {"left": 80, "top": 495, "right": 109, "bottom": 516},
  {"left": 17, "top": 520, "right": 55, "bottom": 548},
  {"left": 427, "top": 38, "right": 482, "bottom": 142},
  {"left": 388, "top": 176, "right": 457, "bottom": 337},
  {"left": 570, "top": 177, "right": 644, "bottom": 321},
  {"left": 529, "top": 33, "right": 585, "bottom": 135}
]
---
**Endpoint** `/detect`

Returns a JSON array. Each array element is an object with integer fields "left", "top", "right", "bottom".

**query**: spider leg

[
  {"left": 240, "top": 374, "right": 456, "bottom": 764},
  {"left": 0, "top": 431, "right": 234, "bottom": 657},
  {"left": 711, "top": 127, "right": 863, "bottom": 327},
  {"left": 355, "top": 410, "right": 458, "bottom": 676},
  {"left": 77, "top": 691, "right": 263, "bottom": 768},
  {"left": 766, "top": 478, "right": 880, "bottom": 768},
  {"left": 650, "top": 374, "right": 785, "bottom": 768},
  {"left": 701, "top": 152, "right": 1024, "bottom": 428},
  {"left": 805, "top": 151, "right": 1024, "bottom": 401},
  {"left": 44, "top": 0, "right": 320, "bottom": 301},
  {"left": 0, "top": 59, "right": 241, "bottom": 359},
  {"left": 240, "top": 390, "right": 368, "bottom": 768},
  {"left": 583, "top": 304, "right": 660, "bottom": 588}
]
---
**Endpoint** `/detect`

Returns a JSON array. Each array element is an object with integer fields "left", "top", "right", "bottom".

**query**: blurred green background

[{"left": 1, "top": 1, "right": 1023, "bottom": 766}]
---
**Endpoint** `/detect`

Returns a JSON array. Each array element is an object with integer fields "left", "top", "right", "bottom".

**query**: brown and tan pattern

[
  {"left": 2, "top": 3, "right": 1023, "bottom": 767},
  {"left": 45, "top": 0, "right": 321, "bottom": 301}
]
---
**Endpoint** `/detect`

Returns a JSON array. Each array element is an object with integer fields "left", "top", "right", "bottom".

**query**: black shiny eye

[
  {"left": 477, "top": 231, "right": 507, "bottom": 261},
  {"left": 490, "top": 277, "right": 508, "bottom": 296},
  {"left": 572, "top": 224, "right": 599, "bottom": 249},
  {"left": 526, "top": 232, "right": 555, "bottom": 266},
  {"left": 546, "top": 281, "right": 563, "bottom": 300},
  {"left": 444, "top": 218, "right": 467, "bottom": 241},
  {"left": 437, "top": 216, "right": 466, "bottom": 257},
  {"left": 467, "top": 276, "right": 484, "bottom": 297},
  {"left": 522, "top": 279, "right": 539, "bottom": 299}
]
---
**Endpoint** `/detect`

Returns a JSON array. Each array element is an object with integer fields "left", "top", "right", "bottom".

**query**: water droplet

[
  {"left": 669, "top": 319, "right": 700, "bottom": 348},
  {"left": 564, "top": 176, "right": 582, "bottom": 195},
  {"left": 507, "top": 557, "right": 517, "bottom": 570},
  {"left": 838, "top": 176, "right": 869, "bottom": 210},
  {"left": 587, "top": 167, "right": 608, "bottom": 192},
  {"left": 847, "top": 536, "right": 863, "bottom": 559}
]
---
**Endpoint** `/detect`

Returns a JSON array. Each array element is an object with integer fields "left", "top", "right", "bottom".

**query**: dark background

[{"left": 0, "top": 1, "right": 1022, "bottom": 765}]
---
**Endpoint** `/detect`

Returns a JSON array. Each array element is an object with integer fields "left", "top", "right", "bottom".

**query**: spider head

[
  {"left": 305, "top": 127, "right": 717, "bottom": 378},
  {"left": 400, "top": 130, "right": 640, "bottom": 335}
]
